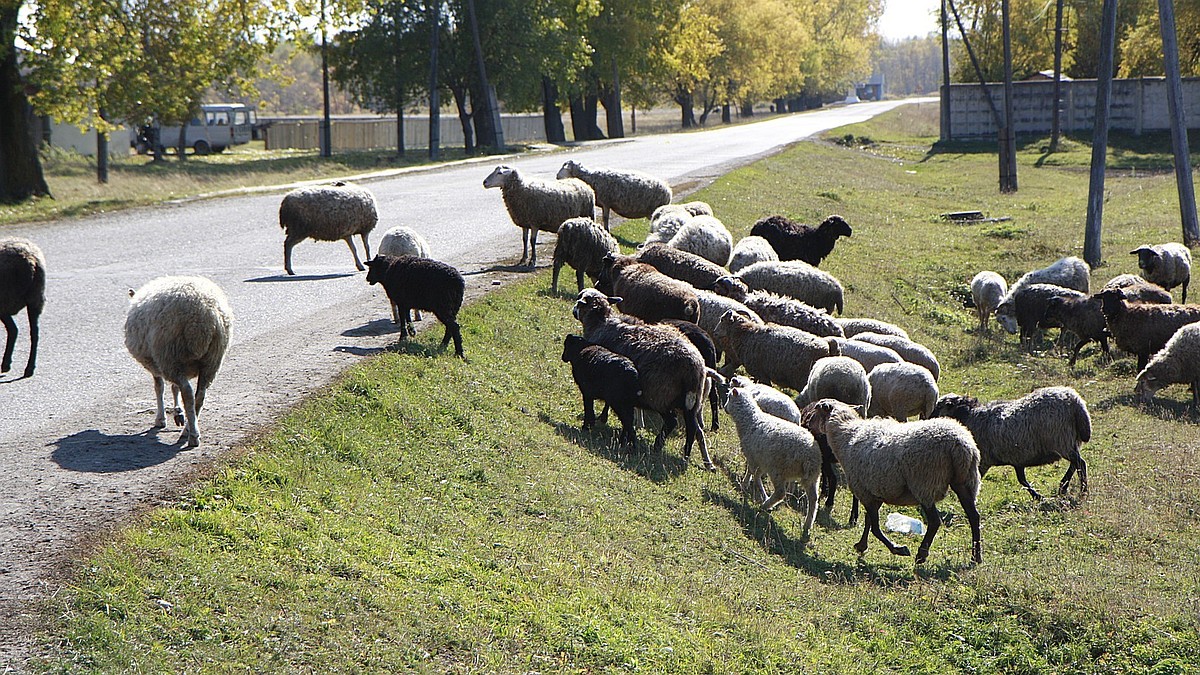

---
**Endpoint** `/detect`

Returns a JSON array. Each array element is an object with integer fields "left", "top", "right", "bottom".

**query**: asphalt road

[{"left": 0, "top": 98, "right": 924, "bottom": 665}]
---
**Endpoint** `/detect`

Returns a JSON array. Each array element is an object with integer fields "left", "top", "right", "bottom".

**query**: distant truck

[{"left": 135, "top": 103, "right": 258, "bottom": 155}]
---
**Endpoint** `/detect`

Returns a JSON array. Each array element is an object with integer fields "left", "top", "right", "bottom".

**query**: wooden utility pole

[
  {"left": 1084, "top": 0, "right": 1119, "bottom": 266},
  {"left": 1158, "top": 0, "right": 1200, "bottom": 246},
  {"left": 1049, "top": 0, "right": 1066, "bottom": 151},
  {"left": 428, "top": 1, "right": 440, "bottom": 161},
  {"left": 320, "top": 0, "right": 332, "bottom": 158},
  {"left": 940, "top": 0, "right": 951, "bottom": 141},
  {"left": 1000, "top": 0, "right": 1018, "bottom": 192}
]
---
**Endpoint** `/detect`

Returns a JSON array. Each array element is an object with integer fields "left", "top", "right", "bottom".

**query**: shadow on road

[
  {"left": 244, "top": 272, "right": 359, "bottom": 282},
  {"left": 341, "top": 318, "right": 403, "bottom": 337},
  {"left": 50, "top": 428, "right": 186, "bottom": 473},
  {"left": 463, "top": 263, "right": 534, "bottom": 275}
]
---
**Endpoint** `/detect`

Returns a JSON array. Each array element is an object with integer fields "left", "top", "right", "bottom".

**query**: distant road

[{"left": 0, "top": 97, "right": 930, "bottom": 666}]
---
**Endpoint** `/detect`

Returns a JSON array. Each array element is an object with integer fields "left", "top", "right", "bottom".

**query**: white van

[{"left": 137, "top": 103, "right": 258, "bottom": 155}]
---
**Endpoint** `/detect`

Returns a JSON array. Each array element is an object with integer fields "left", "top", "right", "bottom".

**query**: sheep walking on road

[
  {"left": 365, "top": 255, "right": 466, "bottom": 357},
  {"left": 279, "top": 181, "right": 378, "bottom": 276},
  {"left": 0, "top": 238, "right": 46, "bottom": 379},
  {"left": 483, "top": 165, "right": 595, "bottom": 269},
  {"left": 556, "top": 160, "right": 671, "bottom": 230},
  {"left": 124, "top": 276, "right": 234, "bottom": 447},
  {"left": 802, "top": 399, "right": 983, "bottom": 565}
]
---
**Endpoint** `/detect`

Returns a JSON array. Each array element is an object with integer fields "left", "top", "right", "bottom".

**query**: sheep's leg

[
  {"left": 23, "top": 309, "right": 38, "bottom": 378},
  {"left": 652, "top": 411, "right": 676, "bottom": 452},
  {"left": 152, "top": 376, "right": 167, "bottom": 428},
  {"left": 819, "top": 437, "right": 837, "bottom": 511},
  {"left": 283, "top": 234, "right": 304, "bottom": 275},
  {"left": 614, "top": 405, "right": 637, "bottom": 446},
  {"left": 439, "top": 314, "right": 465, "bottom": 358},
  {"left": 1183, "top": 278, "right": 1189, "bottom": 304},
  {"left": 761, "top": 479, "right": 789, "bottom": 512},
  {"left": 171, "top": 384, "right": 185, "bottom": 426},
  {"left": 518, "top": 228, "right": 530, "bottom": 266},
  {"left": 581, "top": 396, "right": 596, "bottom": 429},
  {"left": 551, "top": 260, "right": 563, "bottom": 293},
  {"left": 359, "top": 232, "right": 371, "bottom": 261},
  {"left": 682, "top": 405, "right": 714, "bottom": 470},
  {"left": 597, "top": 402, "right": 611, "bottom": 425},
  {"left": 849, "top": 497, "right": 860, "bottom": 526},
  {"left": 951, "top": 482, "right": 984, "bottom": 563},
  {"left": 177, "top": 379, "right": 200, "bottom": 447},
  {"left": 391, "top": 303, "right": 401, "bottom": 324},
  {"left": 914, "top": 503, "right": 943, "bottom": 565},
  {"left": 854, "top": 505, "right": 876, "bottom": 555},
  {"left": 1137, "top": 352, "right": 1150, "bottom": 372},
  {"left": 800, "top": 480, "right": 819, "bottom": 537},
  {"left": 1059, "top": 450, "right": 1087, "bottom": 496},
  {"left": 863, "top": 503, "right": 911, "bottom": 557},
  {"left": 1067, "top": 337, "right": 1089, "bottom": 366},
  {"left": 1, "top": 314, "right": 15, "bottom": 373},
  {"left": 195, "top": 371, "right": 214, "bottom": 415},
  {"left": 396, "top": 307, "right": 411, "bottom": 340},
  {"left": 528, "top": 229, "right": 540, "bottom": 269},
  {"left": 1193, "top": 378, "right": 1200, "bottom": 411},
  {"left": 602, "top": 206, "right": 611, "bottom": 231},
  {"left": 575, "top": 268, "right": 586, "bottom": 294},
  {"left": 1014, "top": 467, "right": 1044, "bottom": 501},
  {"left": 344, "top": 237, "right": 365, "bottom": 272}
]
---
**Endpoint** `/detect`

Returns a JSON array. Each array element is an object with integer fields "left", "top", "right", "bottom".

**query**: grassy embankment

[{"left": 36, "top": 104, "right": 1200, "bottom": 673}]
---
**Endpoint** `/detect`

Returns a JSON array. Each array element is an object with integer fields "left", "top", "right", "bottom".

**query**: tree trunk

[
  {"left": 451, "top": 84, "right": 474, "bottom": 153},
  {"left": 721, "top": 103, "right": 731, "bottom": 124},
  {"left": 741, "top": 100, "right": 754, "bottom": 117},
  {"left": 177, "top": 124, "right": 188, "bottom": 162},
  {"left": 97, "top": 130, "right": 109, "bottom": 184},
  {"left": 674, "top": 88, "right": 696, "bottom": 128},
  {"left": 0, "top": 5, "right": 50, "bottom": 203},
  {"left": 603, "top": 56, "right": 624, "bottom": 139},
  {"left": 395, "top": 104, "right": 405, "bottom": 157},
  {"left": 469, "top": 80, "right": 498, "bottom": 150},
  {"left": 542, "top": 76, "right": 566, "bottom": 143},
  {"left": 427, "top": 1, "right": 440, "bottom": 160},
  {"left": 569, "top": 94, "right": 588, "bottom": 141},
  {"left": 584, "top": 93, "right": 605, "bottom": 140}
]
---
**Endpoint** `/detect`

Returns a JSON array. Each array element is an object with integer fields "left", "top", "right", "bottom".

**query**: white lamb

[
  {"left": 124, "top": 276, "right": 234, "bottom": 447},
  {"left": 377, "top": 226, "right": 432, "bottom": 324}
]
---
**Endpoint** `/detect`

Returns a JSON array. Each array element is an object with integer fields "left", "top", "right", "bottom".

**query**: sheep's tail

[
  {"left": 1073, "top": 394, "right": 1093, "bottom": 443},
  {"left": 705, "top": 367, "right": 726, "bottom": 386}
]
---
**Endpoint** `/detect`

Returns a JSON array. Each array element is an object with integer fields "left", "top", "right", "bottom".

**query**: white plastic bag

[{"left": 884, "top": 512, "right": 925, "bottom": 535}]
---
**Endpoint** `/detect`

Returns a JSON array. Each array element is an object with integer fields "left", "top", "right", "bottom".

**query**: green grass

[{"left": 34, "top": 105, "right": 1200, "bottom": 673}]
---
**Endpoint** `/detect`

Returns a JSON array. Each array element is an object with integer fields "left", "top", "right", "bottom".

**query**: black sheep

[
  {"left": 0, "top": 238, "right": 46, "bottom": 379},
  {"left": 749, "top": 214, "right": 852, "bottom": 266},
  {"left": 365, "top": 255, "right": 465, "bottom": 357},
  {"left": 561, "top": 334, "right": 642, "bottom": 445}
]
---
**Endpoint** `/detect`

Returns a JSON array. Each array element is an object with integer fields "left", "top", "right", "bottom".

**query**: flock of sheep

[{"left": 2, "top": 154, "right": 1197, "bottom": 566}]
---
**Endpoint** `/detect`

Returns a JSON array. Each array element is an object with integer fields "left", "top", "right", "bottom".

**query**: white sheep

[
  {"left": 728, "top": 375, "right": 801, "bottom": 423},
  {"left": 124, "top": 276, "right": 234, "bottom": 447},
  {"left": 667, "top": 214, "right": 733, "bottom": 267},
  {"left": 728, "top": 235, "right": 779, "bottom": 273},
  {"left": 483, "top": 165, "right": 595, "bottom": 269},
  {"left": 867, "top": 362, "right": 939, "bottom": 421},
  {"left": 556, "top": 160, "right": 672, "bottom": 230},
  {"left": 1001, "top": 256, "right": 1091, "bottom": 304},
  {"left": 969, "top": 271, "right": 1007, "bottom": 333},
  {"left": 835, "top": 317, "right": 910, "bottom": 341},
  {"left": 279, "top": 181, "right": 378, "bottom": 276},
  {"left": 1135, "top": 322, "right": 1200, "bottom": 410},
  {"left": 1131, "top": 242, "right": 1192, "bottom": 303},
  {"left": 694, "top": 290, "right": 762, "bottom": 356},
  {"left": 377, "top": 226, "right": 432, "bottom": 324},
  {"left": 802, "top": 399, "right": 983, "bottom": 565},
  {"left": 850, "top": 332, "right": 941, "bottom": 380},
  {"left": 930, "top": 387, "right": 1091, "bottom": 500},
  {"left": 0, "top": 238, "right": 46, "bottom": 379},
  {"left": 735, "top": 260, "right": 845, "bottom": 315},
  {"left": 829, "top": 336, "right": 904, "bottom": 373},
  {"left": 724, "top": 384, "right": 822, "bottom": 532},
  {"left": 713, "top": 310, "right": 838, "bottom": 392},
  {"left": 797, "top": 356, "right": 871, "bottom": 410}
]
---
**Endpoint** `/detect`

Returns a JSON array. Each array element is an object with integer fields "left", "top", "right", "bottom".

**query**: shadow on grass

[
  {"left": 703, "top": 489, "right": 973, "bottom": 586},
  {"left": 50, "top": 428, "right": 185, "bottom": 473},
  {"left": 922, "top": 130, "right": 1200, "bottom": 171},
  {"left": 244, "top": 272, "right": 358, "bottom": 283},
  {"left": 1094, "top": 391, "right": 1199, "bottom": 423},
  {"left": 543, "top": 413, "right": 689, "bottom": 483}
]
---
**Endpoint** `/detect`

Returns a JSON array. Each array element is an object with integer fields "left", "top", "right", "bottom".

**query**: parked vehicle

[{"left": 135, "top": 103, "right": 258, "bottom": 155}]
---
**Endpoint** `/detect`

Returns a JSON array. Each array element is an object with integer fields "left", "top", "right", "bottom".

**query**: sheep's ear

[
  {"left": 128, "top": 288, "right": 135, "bottom": 298},
  {"left": 607, "top": 295, "right": 623, "bottom": 305},
  {"left": 729, "top": 388, "right": 741, "bottom": 399},
  {"left": 1130, "top": 246, "right": 1157, "bottom": 257},
  {"left": 851, "top": 404, "right": 864, "bottom": 415}
]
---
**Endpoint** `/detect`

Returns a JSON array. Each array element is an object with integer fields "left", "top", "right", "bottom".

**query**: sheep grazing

[
  {"left": 572, "top": 289, "right": 713, "bottom": 469},
  {"left": 0, "top": 238, "right": 46, "bottom": 379},
  {"left": 850, "top": 332, "right": 941, "bottom": 381},
  {"left": 1095, "top": 288, "right": 1200, "bottom": 370},
  {"left": 749, "top": 214, "right": 852, "bottom": 267},
  {"left": 930, "top": 387, "right": 1091, "bottom": 500},
  {"left": 377, "top": 226, "right": 432, "bottom": 324},
  {"left": 712, "top": 275, "right": 843, "bottom": 338},
  {"left": 713, "top": 310, "right": 838, "bottom": 392},
  {"left": 724, "top": 385, "right": 822, "bottom": 530},
  {"left": 995, "top": 283, "right": 1086, "bottom": 351},
  {"left": 968, "top": 271, "right": 1007, "bottom": 333},
  {"left": 728, "top": 375, "right": 801, "bottom": 423},
  {"left": 551, "top": 217, "right": 619, "bottom": 294},
  {"left": 735, "top": 260, "right": 845, "bottom": 315},
  {"left": 797, "top": 356, "right": 871, "bottom": 410},
  {"left": 867, "top": 362, "right": 939, "bottom": 421},
  {"left": 1042, "top": 295, "right": 1110, "bottom": 366},
  {"left": 1102, "top": 274, "right": 1173, "bottom": 305},
  {"left": 694, "top": 289, "right": 762, "bottom": 356},
  {"left": 279, "top": 181, "right": 377, "bottom": 276},
  {"left": 1135, "top": 322, "right": 1200, "bottom": 410},
  {"left": 660, "top": 318, "right": 722, "bottom": 431},
  {"left": 596, "top": 254, "right": 700, "bottom": 324},
  {"left": 829, "top": 337, "right": 904, "bottom": 373},
  {"left": 802, "top": 399, "right": 983, "bottom": 565},
  {"left": 561, "top": 335, "right": 641, "bottom": 445},
  {"left": 555, "top": 160, "right": 671, "bottom": 230},
  {"left": 636, "top": 243, "right": 729, "bottom": 291},
  {"left": 482, "top": 165, "right": 595, "bottom": 269},
  {"left": 365, "top": 255, "right": 465, "bottom": 357},
  {"left": 1131, "top": 242, "right": 1192, "bottom": 302},
  {"left": 667, "top": 214, "right": 733, "bottom": 267},
  {"left": 124, "top": 276, "right": 234, "bottom": 447},
  {"left": 1006, "top": 256, "right": 1092, "bottom": 297},
  {"left": 728, "top": 235, "right": 779, "bottom": 273},
  {"left": 834, "top": 317, "right": 910, "bottom": 341}
]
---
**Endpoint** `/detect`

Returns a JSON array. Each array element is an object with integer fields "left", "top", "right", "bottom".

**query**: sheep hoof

[
  {"left": 152, "top": 418, "right": 166, "bottom": 429},
  {"left": 972, "top": 543, "right": 983, "bottom": 563},
  {"left": 173, "top": 412, "right": 186, "bottom": 427},
  {"left": 893, "top": 545, "right": 912, "bottom": 558},
  {"left": 184, "top": 434, "right": 199, "bottom": 448},
  {"left": 702, "top": 462, "right": 716, "bottom": 472},
  {"left": 913, "top": 548, "right": 928, "bottom": 564},
  {"left": 853, "top": 541, "right": 869, "bottom": 554}
]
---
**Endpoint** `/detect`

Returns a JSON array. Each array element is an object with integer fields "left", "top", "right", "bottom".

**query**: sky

[{"left": 879, "top": 0, "right": 942, "bottom": 41}]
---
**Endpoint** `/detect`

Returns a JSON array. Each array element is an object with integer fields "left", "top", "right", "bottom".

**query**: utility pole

[
  {"left": 1000, "top": 0, "right": 1018, "bottom": 192},
  {"left": 320, "top": 0, "right": 332, "bottom": 158},
  {"left": 1084, "top": 0, "right": 1119, "bottom": 266},
  {"left": 428, "top": 1, "right": 440, "bottom": 161},
  {"left": 1158, "top": 0, "right": 1200, "bottom": 245},
  {"left": 1049, "top": 0, "right": 1065, "bottom": 152},
  {"left": 940, "top": 0, "right": 951, "bottom": 141}
]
